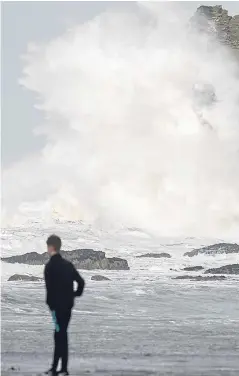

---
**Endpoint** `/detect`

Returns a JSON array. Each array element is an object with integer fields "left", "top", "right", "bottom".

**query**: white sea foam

[{"left": 1, "top": 220, "right": 238, "bottom": 282}]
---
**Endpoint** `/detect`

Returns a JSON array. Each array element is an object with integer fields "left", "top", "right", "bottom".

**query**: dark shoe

[
  {"left": 57, "top": 371, "right": 69, "bottom": 376},
  {"left": 45, "top": 368, "right": 57, "bottom": 375}
]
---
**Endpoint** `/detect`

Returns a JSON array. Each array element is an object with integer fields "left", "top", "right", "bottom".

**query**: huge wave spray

[{"left": 3, "top": 3, "right": 239, "bottom": 236}]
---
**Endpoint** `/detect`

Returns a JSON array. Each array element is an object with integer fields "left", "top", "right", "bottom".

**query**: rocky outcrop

[
  {"left": 3, "top": 251, "right": 49, "bottom": 265},
  {"left": 2, "top": 249, "right": 130, "bottom": 271},
  {"left": 137, "top": 253, "right": 171, "bottom": 258},
  {"left": 184, "top": 243, "right": 239, "bottom": 257},
  {"left": 174, "top": 275, "right": 226, "bottom": 281},
  {"left": 205, "top": 264, "right": 239, "bottom": 275},
  {"left": 8, "top": 274, "right": 42, "bottom": 282},
  {"left": 190, "top": 6, "right": 239, "bottom": 130},
  {"left": 182, "top": 266, "right": 204, "bottom": 272},
  {"left": 191, "top": 5, "right": 239, "bottom": 50},
  {"left": 91, "top": 275, "right": 111, "bottom": 281}
]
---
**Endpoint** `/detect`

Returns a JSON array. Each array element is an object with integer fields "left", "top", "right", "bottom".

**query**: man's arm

[
  {"left": 44, "top": 264, "right": 54, "bottom": 310},
  {"left": 72, "top": 266, "right": 85, "bottom": 297}
]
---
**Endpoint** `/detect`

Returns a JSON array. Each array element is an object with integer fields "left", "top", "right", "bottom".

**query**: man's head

[{"left": 46, "top": 234, "right": 62, "bottom": 256}]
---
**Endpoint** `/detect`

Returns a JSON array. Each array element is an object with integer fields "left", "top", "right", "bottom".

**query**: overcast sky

[{"left": 2, "top": 1, "right": 239, "bottom": 167}]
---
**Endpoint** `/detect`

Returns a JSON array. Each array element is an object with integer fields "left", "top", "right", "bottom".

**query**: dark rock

[
  {"left": 174, "top": 275, "right": 226, "bottom": 281},
  {"left": 182, "top": 266, "right": 204, "bottom": 272},
  {"left": 137, "top": 253, "right": 171, "bottom": 258},
  {"left": 91, "top": 275, "right": 111, "bottom": 281},
  {"left": 190, "top": 5, "right": 239, "bottom": 129},
  {"left": 2, "top": 251, "right": 48, "bottom": 265},
  {"left": 184, "top": 243, "right": 239, "bottom": 257},
  {"left": 205, "top": 264, "right": 239, "bottom": 275},
  {"left": 190, "top": 5, "right": 239, "bottom": 131},
  {"left": 174, "top": 275, "right": 194, "bottom": 280},
  {"left": 191, "top": 5, "right": 239, "bottom": 50},
  {"left": 8, "top": 274, "right": 42, "bottom": 282},
  {"left": 2, "top": 249, "right": 130, "bottom": 271}
]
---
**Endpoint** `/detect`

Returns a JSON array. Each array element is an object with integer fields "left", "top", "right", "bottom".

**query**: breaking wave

[{"left": 2, "top": 2, "right": 239, "bottom": 237}]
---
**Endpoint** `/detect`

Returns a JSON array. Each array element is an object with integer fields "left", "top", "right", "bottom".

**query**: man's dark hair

[{"left": 46, "top": 234, "right": 62, "bottom": 252}]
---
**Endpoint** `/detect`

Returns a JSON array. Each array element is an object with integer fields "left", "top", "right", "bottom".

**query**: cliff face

[{"left": 192, "top": 5, "right": 239, "bottom": 51}]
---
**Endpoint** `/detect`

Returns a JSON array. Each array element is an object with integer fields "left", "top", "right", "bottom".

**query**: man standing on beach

[{"left": 44, "top": 235, "right": 85, "bottom": 376}]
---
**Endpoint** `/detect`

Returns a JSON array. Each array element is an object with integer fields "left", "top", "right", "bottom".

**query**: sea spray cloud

[{"left": 3, "top": 3, "right": 239, "bottom": 236}]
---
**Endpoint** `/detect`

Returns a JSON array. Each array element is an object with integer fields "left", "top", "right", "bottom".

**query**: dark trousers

[{"left": 51, "top": 309, "right": 72, "bottom": 371}]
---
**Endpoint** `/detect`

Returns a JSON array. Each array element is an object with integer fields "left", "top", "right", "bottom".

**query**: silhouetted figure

[{"left": 44, "top": 235, "right": 85, "bottom": 376}]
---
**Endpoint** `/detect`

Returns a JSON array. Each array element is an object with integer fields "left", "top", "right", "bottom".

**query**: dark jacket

[{"left": 44, "top": 253, "right": 85, "bottom": 311}]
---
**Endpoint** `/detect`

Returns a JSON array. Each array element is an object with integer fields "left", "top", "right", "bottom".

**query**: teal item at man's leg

[
  {"left": 52, "top": 310, "right": 60, "bottom": 332},
  {"left": 51, "top": 310, "right": 61, "bottom": 371}
]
